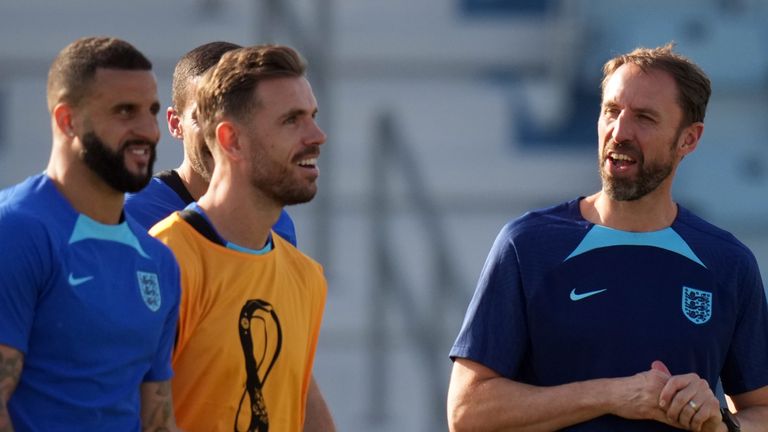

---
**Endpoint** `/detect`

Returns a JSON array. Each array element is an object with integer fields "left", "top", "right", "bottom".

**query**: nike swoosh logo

[
  {"left": 570, "top": 288, "right": 607, "bottom": 301},
  {"left": 68, "top": 273, "right": 94, "bottom": 286}
]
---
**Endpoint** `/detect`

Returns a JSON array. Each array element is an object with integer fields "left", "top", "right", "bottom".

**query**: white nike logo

[
  {"left": 68, "top": 273, "right": 94, "bottom": 286},
  {"left": 570, "top": 288, "right": 607, "bottom": 301}
]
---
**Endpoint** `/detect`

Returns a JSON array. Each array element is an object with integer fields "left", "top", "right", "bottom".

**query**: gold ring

[{"left": 688, "top": 400, "right": 700, "bottom": 411}]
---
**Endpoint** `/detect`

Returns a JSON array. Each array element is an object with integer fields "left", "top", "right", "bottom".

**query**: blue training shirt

[
  {"left": 450, "top": 198, "right": 768, "bottom": 431},
  {"left": 125, "top": 169, "right": 298, "bottom": 246},
  {"left": 0, "top": 174, "right": 181, "bottom": 431}
]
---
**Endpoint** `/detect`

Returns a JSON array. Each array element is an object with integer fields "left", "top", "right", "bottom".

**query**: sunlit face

[
  {"left": 597, "top": 64, "right": 687, "bottom": 201},
  {"left": 240, "top": 76, "right": 327, "bottom": 206},
  {"left": 75, "top": 68, "right": 160, "bottom": 192},
  {"left": 175, "top": 77, "right": 214, "bottom": 182}
]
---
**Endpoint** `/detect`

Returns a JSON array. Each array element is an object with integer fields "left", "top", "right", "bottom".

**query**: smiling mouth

[
  {"left": 297, "top": 157, "right": 318, "bottom": 168},
  {"left": 128, "top": 146, "right": 150, "bottom": 156},
  {"left": 607, "top": 152, "right": 636, "bottom": 168}
]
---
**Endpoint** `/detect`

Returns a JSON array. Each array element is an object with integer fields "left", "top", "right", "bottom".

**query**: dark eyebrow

[
  {"left": 601, "top": 101, "right": 660, "bottom": 119},
  {"left": 280, "top": 107, "right": 318, "bottom": 121},
  {"left": 634, "top": 107, "right": 660, "bottom": 119}
]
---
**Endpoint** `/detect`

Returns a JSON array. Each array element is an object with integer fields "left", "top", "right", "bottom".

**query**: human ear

[
  {"left": 52, "top": 103, "right": 75, "bottom": 137},
  {"left": 167, "top": 107, "right": 183, "bottom": 139},
  {"left": 680, "top": 122, "right": 704, "bottom": 156},
  {"left": 215, "top": 122, "right": 243, "bottom": 161}
]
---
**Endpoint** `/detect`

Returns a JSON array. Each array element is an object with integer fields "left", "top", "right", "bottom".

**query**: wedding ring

[{"left": 688, "top": 400, "right": 700, "bottom": 411}]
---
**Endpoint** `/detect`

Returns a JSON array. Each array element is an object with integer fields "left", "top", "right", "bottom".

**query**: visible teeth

[
  {"left": 130, "top": 147, "right": 148, "bottom": 156},
  {"left": 610, "top": 153, "right": 633, "bottom": 161},
  {"left": 298, "top": 158, "right": 317, "bottom": 166}
]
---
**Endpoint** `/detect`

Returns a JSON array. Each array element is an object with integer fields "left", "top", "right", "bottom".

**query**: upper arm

[
  {"left": 449, "top": 224, "right": 527, "bottom": 378},
  {"left": 140, "top": 380, "right": 177, "bottom": 431},
  {"left": 0, "top": 213, "right": 49, "bottom": 353},
  {"left": 728, "top": 385, "right": 768, "bottom": 431},
  {"left": 303, "top": 375, "right": 335, "bottom": 432},
  {"left": 0, "top": 344, "right": 23, "bottom": 403}
]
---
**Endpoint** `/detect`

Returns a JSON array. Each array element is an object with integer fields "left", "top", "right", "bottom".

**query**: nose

[
  {"left": 307, "top": 119, "right": 327, "bottom": 147},
  {"left": 137, "top": 112, "right": 160, "bottom": 144},
  {"left": 610, "top": 111, "right": 633, "bottom": 144}
]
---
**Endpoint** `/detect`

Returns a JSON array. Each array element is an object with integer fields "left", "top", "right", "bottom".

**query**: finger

[
  {"left": 677, "top": 398, "right": 701, "bottom": 429},
  {"left": 664, "top": 383, "right": 700, "bottom": 424},
  {"left": 690, "top": 400, "right": 722, "bottom": 432},
  {"left": 651, "top": 360, "right": 671, "bottom": 376},
  {"left": 698, "top": 411, "right": 725, "bottom": 432},
  {"left": 659, "top": 373, "right": 697, "bottom": 409}
]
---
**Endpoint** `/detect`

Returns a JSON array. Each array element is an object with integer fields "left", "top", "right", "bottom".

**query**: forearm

[
  {"left": 303, "top": 375, "right": 335, "bottom": 432},
  {"left": 448, "top": 358, "right": 678, "bottom": 432},
  {"left": 0, "top": 402, "right": 13, "bottom": 432},
  {"left": 737, "top": 406, "right": 768, "bottom": 432},
  {"left": 140, "top": 380, "right": 179, "bottom": 432},
  {"left": 449, "top": 375, "right": 616, "bottom": 432},
  {"left": 0, "top": 346, "right": 22, "bottom": 432}
]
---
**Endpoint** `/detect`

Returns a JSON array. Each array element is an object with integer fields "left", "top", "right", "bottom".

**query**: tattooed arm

[
  {"left": 0, "top": 344, "right": 22, "bottom": 432},
  {"left": 140, "top": 380, "right": 180, "bottom": 432}
]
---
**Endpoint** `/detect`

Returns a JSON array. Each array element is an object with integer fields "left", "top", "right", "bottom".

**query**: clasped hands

[{"left": 620, "top": 360, "right": 726, "bottom": 432}]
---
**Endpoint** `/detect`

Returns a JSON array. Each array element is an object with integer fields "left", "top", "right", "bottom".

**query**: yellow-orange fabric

[{"left": 150, "top": 213, "right": 326, "bottom": 432}]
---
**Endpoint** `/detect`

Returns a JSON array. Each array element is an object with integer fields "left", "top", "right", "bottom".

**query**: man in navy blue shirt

[{"left": 448, "top": 44, "right": 768, "bottom": 432}]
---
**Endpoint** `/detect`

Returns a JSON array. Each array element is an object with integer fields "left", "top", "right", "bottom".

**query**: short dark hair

[
  {"left": 171, "top": 41, "right": 242, "bottom": 112},
  {"left": 46, "top": 36, "right": 152, "bottom": 111},
  {"left": 601, "top": 43, "right": 711, "bottom": 125},
  {"left": 196, "top": 44, "right": 306, "bottom": 146}
]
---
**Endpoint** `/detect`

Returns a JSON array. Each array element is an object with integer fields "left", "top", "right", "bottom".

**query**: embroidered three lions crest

[
  {"left": 682, "top": 286, "right": 711, "bottom": 325},
  {"left": 137, "top": 271, "right": 161, "bottom": 312}
]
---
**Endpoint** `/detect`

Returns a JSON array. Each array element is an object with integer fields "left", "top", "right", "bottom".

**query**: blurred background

[{"left": 2, "top": 0, "right": 768, "bottom": 430}]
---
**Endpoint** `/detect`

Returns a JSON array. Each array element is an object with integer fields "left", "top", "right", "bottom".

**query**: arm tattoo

[
  {"left": 142, "top": 381, "right": 173, "bottom": 432},
  {"left": 0, "top": 349, "right": 22, "bottom": 432}
]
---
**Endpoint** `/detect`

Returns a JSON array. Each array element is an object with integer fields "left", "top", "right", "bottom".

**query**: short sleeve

[
  {"left": 143, "top": 250, "right": 181, "bottom": 382},
  {"left": 720, "top": 253, "right": 768, "bottom": 395},
  {"left": 0, "top": 212, "right": 51, "bottom": 353},
  {"left": 449, "top": 222, "right": 530, "bottom": 379}
]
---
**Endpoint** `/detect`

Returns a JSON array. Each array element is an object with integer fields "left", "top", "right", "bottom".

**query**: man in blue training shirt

[
  {"left": 448, "top": 44, "right": 768, "bottom": 432},
  {"left": 0, "top": 37, "right": 181, "bottom": 431},
  {"left": 125, "top": 41, "right": 297, "bottom": 246}
]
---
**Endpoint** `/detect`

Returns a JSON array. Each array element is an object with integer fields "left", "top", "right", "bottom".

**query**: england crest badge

[
  {"left": 137, "top": 271, "right": 161, "bottom": 312},
  {"left": 682, "top": 286, "right": 711, "bottom": 325}
]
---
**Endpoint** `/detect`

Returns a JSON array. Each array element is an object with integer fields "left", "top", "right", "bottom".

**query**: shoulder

[
  {"left": 125, "top": 177, "right": 186, "bottom": 230},
  {"left": 273, "top": 236, "right": 325, "bottom": 278},
  {"left": 674, "top": 206, "right": 758, "bottom": 266},
  {"left": 499, "top": 199, "right": 583, "bottom": 244},
  {"left": 148, "top": 213, "right": 205, "bottom": 267},
  {"left": 0, "top": 175, "right": 69, "bottom": 244}
]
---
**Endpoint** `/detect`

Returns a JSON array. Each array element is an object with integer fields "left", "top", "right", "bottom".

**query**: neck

[
  {"left": 581, "top": 189, "right": 678, "bottom": 232},
  {"left": 196, "top": 168, "right": 282, "bottom": 250},
  {"left": 46, "top": 145, "right": 124, "bottom": 224},
  {"left": 176, "top": 162, "right": 209, "bottom": 201}
]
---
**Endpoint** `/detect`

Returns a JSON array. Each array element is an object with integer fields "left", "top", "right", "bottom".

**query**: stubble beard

[{"left": 599, "top": 139, "right": 677, "bottom": 202}]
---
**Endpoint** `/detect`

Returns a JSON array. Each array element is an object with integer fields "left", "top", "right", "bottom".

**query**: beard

[
  {"left": 599, "top": 137, "right": 678, "bottom": 202},
  {"left": 189, "top": 144, "right": 214, "bottom": 183},
  {"left": 250, "top": 147, "right": 318, "bottom": 206},
  {"left": 81, "top": 132, "right": 156, "bottom": 193}
]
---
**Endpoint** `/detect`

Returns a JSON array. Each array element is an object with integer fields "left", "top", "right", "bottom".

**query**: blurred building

[{"left": 1, "top": 1, "right": 767, "bottom": 430}]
